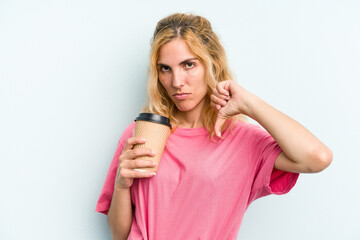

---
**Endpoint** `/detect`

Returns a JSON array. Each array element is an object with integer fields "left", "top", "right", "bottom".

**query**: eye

[
  {"left": 184, "top": 62, "right": 195, "bottom": 69},
  {"left": 160, "top": 65, "right": 170, "bottom": 72}
]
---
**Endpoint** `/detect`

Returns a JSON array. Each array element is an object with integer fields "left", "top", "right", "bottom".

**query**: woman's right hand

[{"left": 115, "top": 137, "right": 157, "bottom": 189}]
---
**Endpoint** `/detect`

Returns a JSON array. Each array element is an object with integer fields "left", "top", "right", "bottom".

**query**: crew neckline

[{"left": 172, "top": 126, "right": 209, "bottom": 136}]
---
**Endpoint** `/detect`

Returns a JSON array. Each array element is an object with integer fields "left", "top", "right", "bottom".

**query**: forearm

[
  {"left": 211, "top": 80, "right": 332, "bottom": 172},
  {"left": 244, "top": 92, "right": 332, "bottom": 169},
  {"left": 107, "top": 187, "right": 133, "bottom": 240}
]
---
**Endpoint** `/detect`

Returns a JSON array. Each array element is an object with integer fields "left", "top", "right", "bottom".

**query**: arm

[
  {"left": 107, "top": 187, "right": 133, "bottom": 240},
  {"left": 211, "top": 80, "right": 333, "bottom": 173},
  {"left": 107, "top": 137, "right": 157, "bottom": 239},
  {"left": 244, "top": 92, "right": 332, "bottom": 173}
]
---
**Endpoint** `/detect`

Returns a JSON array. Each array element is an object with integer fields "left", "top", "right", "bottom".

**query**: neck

[
  {"left": 176, "top": 113, "right": 203, "bottom": 128},
  {"left": 175, "top": 101, "right": 206, "bottom": 128}
]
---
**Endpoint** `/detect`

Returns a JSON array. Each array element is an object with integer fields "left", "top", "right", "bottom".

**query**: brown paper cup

[{"left": 133, "top": 113, "right": 171, "bottom": 173}]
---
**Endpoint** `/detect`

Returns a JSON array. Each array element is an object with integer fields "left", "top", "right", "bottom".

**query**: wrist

[
  {"left": 114, "top": 180, "right": 131, "bottom": 191},
  {"left": 239, "top": 90, "right": 260, "bottom": 118},
  {"left": 114, "top": 185, "right": 131, "bottom": 193}
]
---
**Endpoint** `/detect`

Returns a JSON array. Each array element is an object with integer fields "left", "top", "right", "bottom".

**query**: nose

[{"left": 171, "top": 69, "right": 185, "bottom": 88}]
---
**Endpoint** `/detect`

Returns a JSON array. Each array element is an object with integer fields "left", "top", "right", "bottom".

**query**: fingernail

[
  {"left": 226, "top": 96, "right": 230, "bottom": 100},
  {"left": 152, "top": 161, "right": 156, "bottom": 166},
  {"left": 141, "top": 137, "right": 147, "bottom": 141},
  {"left": 152, "top": 150, "right": 157, "bottom": 155}
]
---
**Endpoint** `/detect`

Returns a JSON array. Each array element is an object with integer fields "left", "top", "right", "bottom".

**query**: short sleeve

[
  {"left": 247, "top": 125, "right": 299, "bottom": 205},
  {"left": 95, "top": 122, "right": 136, "bottom": 215}
]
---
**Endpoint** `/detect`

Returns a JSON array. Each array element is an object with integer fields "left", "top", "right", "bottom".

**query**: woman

[{"left": 96, "top": 13, "right": 332, "bottom": 240}]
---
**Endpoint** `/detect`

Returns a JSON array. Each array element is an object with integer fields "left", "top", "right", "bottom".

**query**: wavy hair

[{"left": 143, "top": 13, "right": 244, "bottom": 140}]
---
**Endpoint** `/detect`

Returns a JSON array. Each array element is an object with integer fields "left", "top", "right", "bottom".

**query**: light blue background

[{"left": 1, "top": 0, "right": 359, "bottom": 239}]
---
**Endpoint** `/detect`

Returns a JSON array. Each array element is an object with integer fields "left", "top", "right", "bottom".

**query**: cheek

[
  {"left": 194, "top": 67, "right": 206, "bottom": 86},
  {"left": 158, "top": 75, "right": 166, "bottom": 88},
  {"left": 194, "top": 72, "right": 207, "bottom": 91},
  {"left": 158, "top": 78, "right": 172, "bottom": 95}
]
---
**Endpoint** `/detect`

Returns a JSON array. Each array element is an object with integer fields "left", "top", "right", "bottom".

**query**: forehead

[{"left": 157, "top": 38, "right": 196, "bottom": 64}]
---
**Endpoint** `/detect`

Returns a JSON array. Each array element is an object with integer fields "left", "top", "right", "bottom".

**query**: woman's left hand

[{"left": 210, "top": 80, "right": 252, "bottom": 137}]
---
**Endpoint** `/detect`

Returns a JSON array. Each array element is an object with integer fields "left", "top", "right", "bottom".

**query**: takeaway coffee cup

[{"left": 133, "top": 113, "right": 172, "bottom": 173}]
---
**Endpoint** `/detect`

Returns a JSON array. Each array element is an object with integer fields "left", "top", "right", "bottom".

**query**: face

[{"left": 157, "top": 38, "right": 208, "bottom": 115}]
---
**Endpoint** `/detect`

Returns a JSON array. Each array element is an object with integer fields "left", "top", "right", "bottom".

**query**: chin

[
  {"left": 175, "top": 103, "right": 195, "bottom": 112},
  {"left": 176, "top": 106, "right": 193, "bottom": 112}
]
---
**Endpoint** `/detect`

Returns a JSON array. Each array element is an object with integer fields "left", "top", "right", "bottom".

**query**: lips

[{"left": 173, "top": 93, "right": 191, "bottom": 100}]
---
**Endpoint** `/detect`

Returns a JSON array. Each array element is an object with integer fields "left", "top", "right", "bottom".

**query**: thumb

[{"left": 214, "top": 112, "right": 227, "bottom": 138}]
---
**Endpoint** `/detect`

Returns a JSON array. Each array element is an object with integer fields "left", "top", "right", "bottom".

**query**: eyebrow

[{"left": 157, "top": 58, "right": 199, "bottom": 67}]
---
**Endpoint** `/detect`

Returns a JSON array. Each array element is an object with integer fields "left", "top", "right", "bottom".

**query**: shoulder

[
  {"left": 123, "top": 121, "right": 136, "bottom": 136},
  {"left": 227, "top": 120, "right": 267, "bottom": 138},
  {"left": 223, "top": 120, "right": 273, "bottom": 148}
]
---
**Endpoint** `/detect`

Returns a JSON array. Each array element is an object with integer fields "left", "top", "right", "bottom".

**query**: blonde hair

[{"left": 143, "top": 13, "right": 245, "bottom": 140}]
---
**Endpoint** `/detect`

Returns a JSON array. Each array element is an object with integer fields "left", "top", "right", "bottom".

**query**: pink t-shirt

[{"left": 96, "top": 120, "right": 299, "bottom": 240}]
